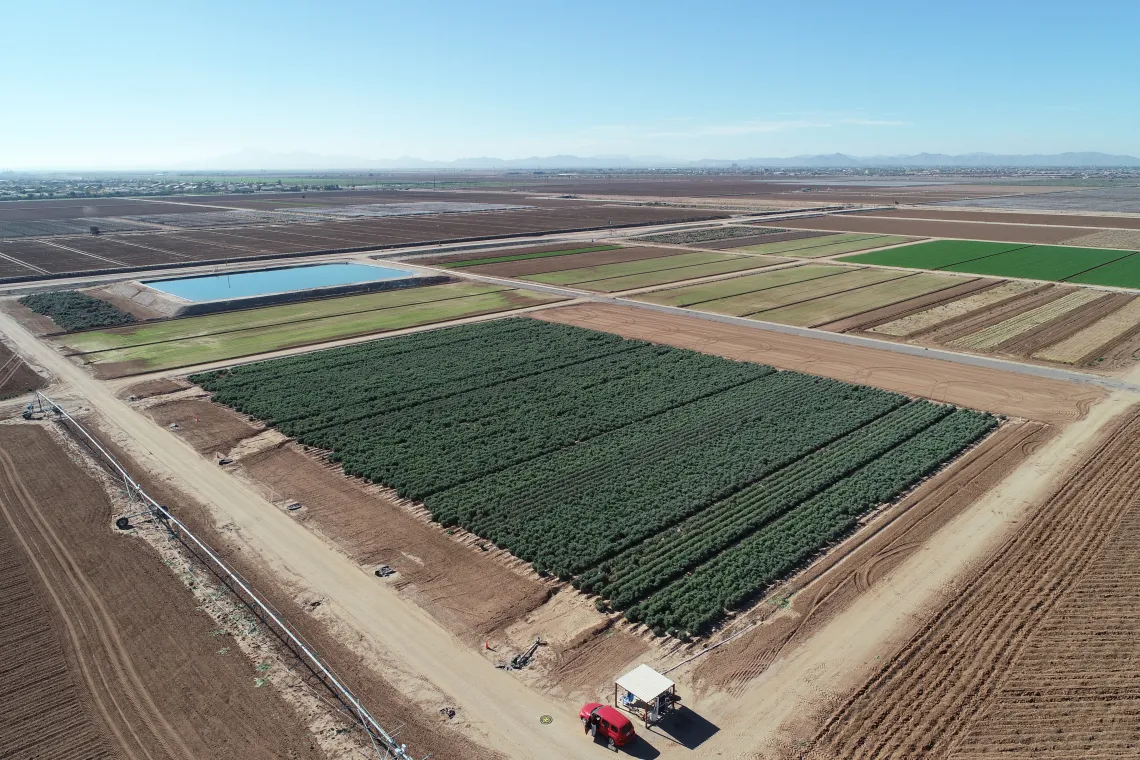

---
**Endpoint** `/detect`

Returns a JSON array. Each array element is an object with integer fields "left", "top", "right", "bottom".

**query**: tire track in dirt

[
  {"left": 0, "top": 448, "right": 195, "bottom": 760},
  {"left": 807, "top": 407, "right": 1140, "bottom": 759}
]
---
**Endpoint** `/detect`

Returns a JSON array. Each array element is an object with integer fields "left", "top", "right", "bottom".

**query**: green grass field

[
  {"left": 637, "top": 264, "right": 853, "bottom": 307},
  {"left": 843, "top": 240, "right": 1140, "bottom": 285},
  {"left": 436, "top": 245, "right": 620, "bottom": 268},
  {"left": 61, "top": 282, "right": 509, "bottom": 353},
  {"left": 730, "top": 233, "right": 914, "bottom": 258},
  {"left": 65, "top": 285, "right": 561, "bottom": 376}
]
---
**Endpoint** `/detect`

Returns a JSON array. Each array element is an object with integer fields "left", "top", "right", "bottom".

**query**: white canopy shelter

[{"left": 614, "top": 664, "right": 677, "bottom": 726}]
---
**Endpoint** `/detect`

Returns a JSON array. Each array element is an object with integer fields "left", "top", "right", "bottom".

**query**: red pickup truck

[{"left": 579, "top": 702, "right": 635, "bottom": 750}]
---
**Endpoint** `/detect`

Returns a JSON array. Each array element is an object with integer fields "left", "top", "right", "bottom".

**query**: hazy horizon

[{"left": 3, "top": 1, "right": 1139, "bottom": 170}]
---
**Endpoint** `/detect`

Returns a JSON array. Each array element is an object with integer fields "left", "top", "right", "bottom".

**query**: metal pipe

[{"left": 35, "top": 391, "right": 415, "bottom": 760}]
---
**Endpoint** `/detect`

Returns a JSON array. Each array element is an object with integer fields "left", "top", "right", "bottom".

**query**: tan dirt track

[
  {"left": 692, "top": 420, "right": 1053, "bottom": 696},
  {"left": 674, "top": 387, "right": 1134, "bottom": 758},
  {"left": 779, "top": 215, "right": 1089, "bottom": 244},
  {"left": 0, "top": 424, "right": 324, "bottom": 760},
  {"left": 533, "top": 302, "right": 1105, "bottom": 423},
  {"left": 806, "top": 403, "right": 1140, "bottom": 760},
  {"left": 0, "top": 308, "right": 607, "bottom": 760}
]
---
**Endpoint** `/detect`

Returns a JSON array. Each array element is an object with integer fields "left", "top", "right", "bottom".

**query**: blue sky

[{"left": 3, "top": 1, "right": 1138, "bottom": 168}]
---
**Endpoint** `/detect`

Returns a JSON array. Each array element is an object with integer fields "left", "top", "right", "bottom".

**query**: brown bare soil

[
  {"left": 83, "top": 415, "right": 505, "bottom": 760},
  {"left": 1062, "top": 228, "right": 1140, "bottom": 249},
  {"left": 533, "top": 302, "right": 1104, "bottom": 423},
  {"left": 461, "top": 245, "right": 677, "bottom": 277},
  {"left": 121, "top": 377, "right": 191, "bottom": 399},
  {"left": 415, "top": 242, "right": 603, "bottom": 265},
  {"left": 917, "top": 285, "right": 1064, "bottom": 343},
  {"left": 1084, "top": 327, "right": 1140, "bottom": 370},
  {"left": 0, "top": 341, "right": 43, "bottom": 400},
  {"left": 996, "top": 291, "right": 1136, "bottom": 356},
  {"left": 779, "top": 215, "right": 1087, "bottom": 244},
  {"left": 806, "top": 405, "right": 1140, "bottom": 760},
  {"left": 145, "top": 397, "right": 259, "bottom": 456},
  {"left": 693, "top": 420, "right": 1052, "bottom": 696},
  {"left": 235, "top": 443, "right": 552, "bottom": 640},
  {"left": 868, "top": 208, "right": 1140, "bottom": 230},
  {"left": 0, "top": 424, "right": 325, "bottom": 760},
  {"left": 819, "top": 277, "right": 1000, "bottom": 332}
]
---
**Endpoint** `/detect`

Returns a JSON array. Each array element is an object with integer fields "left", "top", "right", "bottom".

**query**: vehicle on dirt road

[{"left": 579, "top": 702, "right": 634, "bottom": 750}]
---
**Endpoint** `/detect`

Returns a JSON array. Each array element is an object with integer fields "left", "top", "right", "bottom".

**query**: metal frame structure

[{"left": 32, "top": 391, "right": 419, "bottom": 760}]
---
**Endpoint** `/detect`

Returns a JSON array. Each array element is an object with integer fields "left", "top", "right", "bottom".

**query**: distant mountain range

[{"left": 183, "top": 148, "right": 1140, "bottom": 171}]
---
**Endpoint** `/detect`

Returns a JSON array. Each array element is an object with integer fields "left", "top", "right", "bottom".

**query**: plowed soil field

[
  {"left": 0, "top": 424, "right": 324, "bottom": 760},
  {"left": 0, "top": 342, "right": 43, "bottom": 400},
  {"left": 533, "top": 303, "right": 1104, "bottom": 423},
  {"left": 807, "top": 405, "right": 1140, "bottom": 760}
]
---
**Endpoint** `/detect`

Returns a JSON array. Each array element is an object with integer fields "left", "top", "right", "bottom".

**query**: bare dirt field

[
  {"left": 83, "top": 415, "right": 506, "bottom": 760},
  {"left": 868, "top": 208, "right": 1140, "bottom": 230},
  {"left": 238, "top": 441, "right": 552, "bottom": 640},
  {"left": 533, "top": 302, "right": 1105, "bottom": 423},
  {"left": 693, "top": 419, "right": 1053, "bottom": 695},
  {"left": 1063, "top": 228, "right": 1140, "bottom": 250},
  {"left": 0, "top": 340, "right": 43, "bottom": 399},
  {"left": 0, "top": 423, "right": 325, "bottom": 760},
  {"left": 699, "top": 229, "right": 833, "bottom": 249},
  {"left": 146, "top": 397, "right": 260, "bottom": 456},
  {"left": 806, "top": 405, "right": 1140, "bottom": 760},
  {"left": 779, "top": 215, "right": 1089, "bottom": 244}
]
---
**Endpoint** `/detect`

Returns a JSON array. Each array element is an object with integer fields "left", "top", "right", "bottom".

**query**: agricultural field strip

[
  {"left": 847, "top": 238, "right": 1140, "bottom": 286},
  {"left": 640, "top": 265, "right": 863, "bottom": 309},
  {"left": 713, "top": 269, "right": 915, "bottom": 319},
  {"left": 520, "top": 251, "right": 752, "bottom": 286},
  {"left": 436, "top": 245, "right": 621, "bottom": 268},
  {"left": 729, "top": 233, "right": 895, "bottom": 256},
  {"left": 1034, "top": 297, "right": 1140, "bottom": 363},
  {"left": 757, "top": 274, "right": 969, "bottom": 328},
  {"left": 80, "top": 289, "right": 560, "bottom": 373},
  {"left": 196, "top": 320, "right": 994, "bottom": 633},
  {"left": 950, "top": 289, "right": 1109, "bottom": 351},
  {"left": 869, "top": 281, "right": 1043, "bottom": 337},
  {"left": 63, "top": 284, "right": 515, "bottom": 355},
  {"left": 574, "top": 258, "right": 785, "bottom": 293}
]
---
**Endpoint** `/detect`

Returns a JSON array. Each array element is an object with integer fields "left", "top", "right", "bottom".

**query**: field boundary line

[{"left": 35, "top": 391, "right": 421, "bottom": 760}]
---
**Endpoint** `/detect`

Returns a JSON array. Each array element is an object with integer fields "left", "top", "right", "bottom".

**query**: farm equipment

[
  {"left": 374, "top": 564, "right": 395, "bottom": 578},
  {"left": 579, "top": 703, "right": 634, "bottom": 751}
]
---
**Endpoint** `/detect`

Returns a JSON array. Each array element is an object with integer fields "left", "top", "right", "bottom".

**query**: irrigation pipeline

[{"left": 30, "top": 391, "right": 419, "bottom": 760}]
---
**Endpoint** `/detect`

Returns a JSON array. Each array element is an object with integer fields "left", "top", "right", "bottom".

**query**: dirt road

[
  {"left": 0, "top": 313, "right": 603, "bottom": 760},
  {"left": 684, "top": 389, "right": 1135, "bottom": 758}
]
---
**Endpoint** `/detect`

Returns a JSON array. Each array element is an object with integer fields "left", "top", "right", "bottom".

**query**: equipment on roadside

[
  {"left": 579, "top": 702, "right": 634, "bottom": 751},
  {"left": 614, "top": 664, "right": 678, "bottom": 727},
  {"left": 374, "top": 564, "right": 395, "bottom": 577}
]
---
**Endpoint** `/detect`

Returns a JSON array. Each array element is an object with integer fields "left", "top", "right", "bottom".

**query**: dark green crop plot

[
  {"left": 197, "top": 318, "right": 995, "bottom": 636},
  {"left": 844, "top": 239, "right": 1140, "bottom": 287},
  {"left": 841, "top": 240, "right": 1026, "bottom": 270},
  {"left": 19, "top": 290, "right": 137, "bottom": 331}
]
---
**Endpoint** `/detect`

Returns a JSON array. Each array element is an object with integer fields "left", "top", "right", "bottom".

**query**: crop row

[
  {"left": 20, "top": 291, "right": 136, "bottom": 331},
  {"left": 195, "top": 319, "right": 633, "bottom": 429},
  {"left": 426, "top": 372, "right": 905, "bottom": 575},
  {"left": 632, "top": 409, "right": 997, "bottom": 635},
  {"left": 581, "top": 400, "right": 952, "bottom": 607}
]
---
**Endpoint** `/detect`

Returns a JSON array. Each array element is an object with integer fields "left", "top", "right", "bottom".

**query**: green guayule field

[{"left": 193, "top": 318, "right": 995, "bottom": 637}]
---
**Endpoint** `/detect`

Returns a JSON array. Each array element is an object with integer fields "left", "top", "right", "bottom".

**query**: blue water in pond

[{"left": 145, "top": 263, "right": 415, "bottom": 302}]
